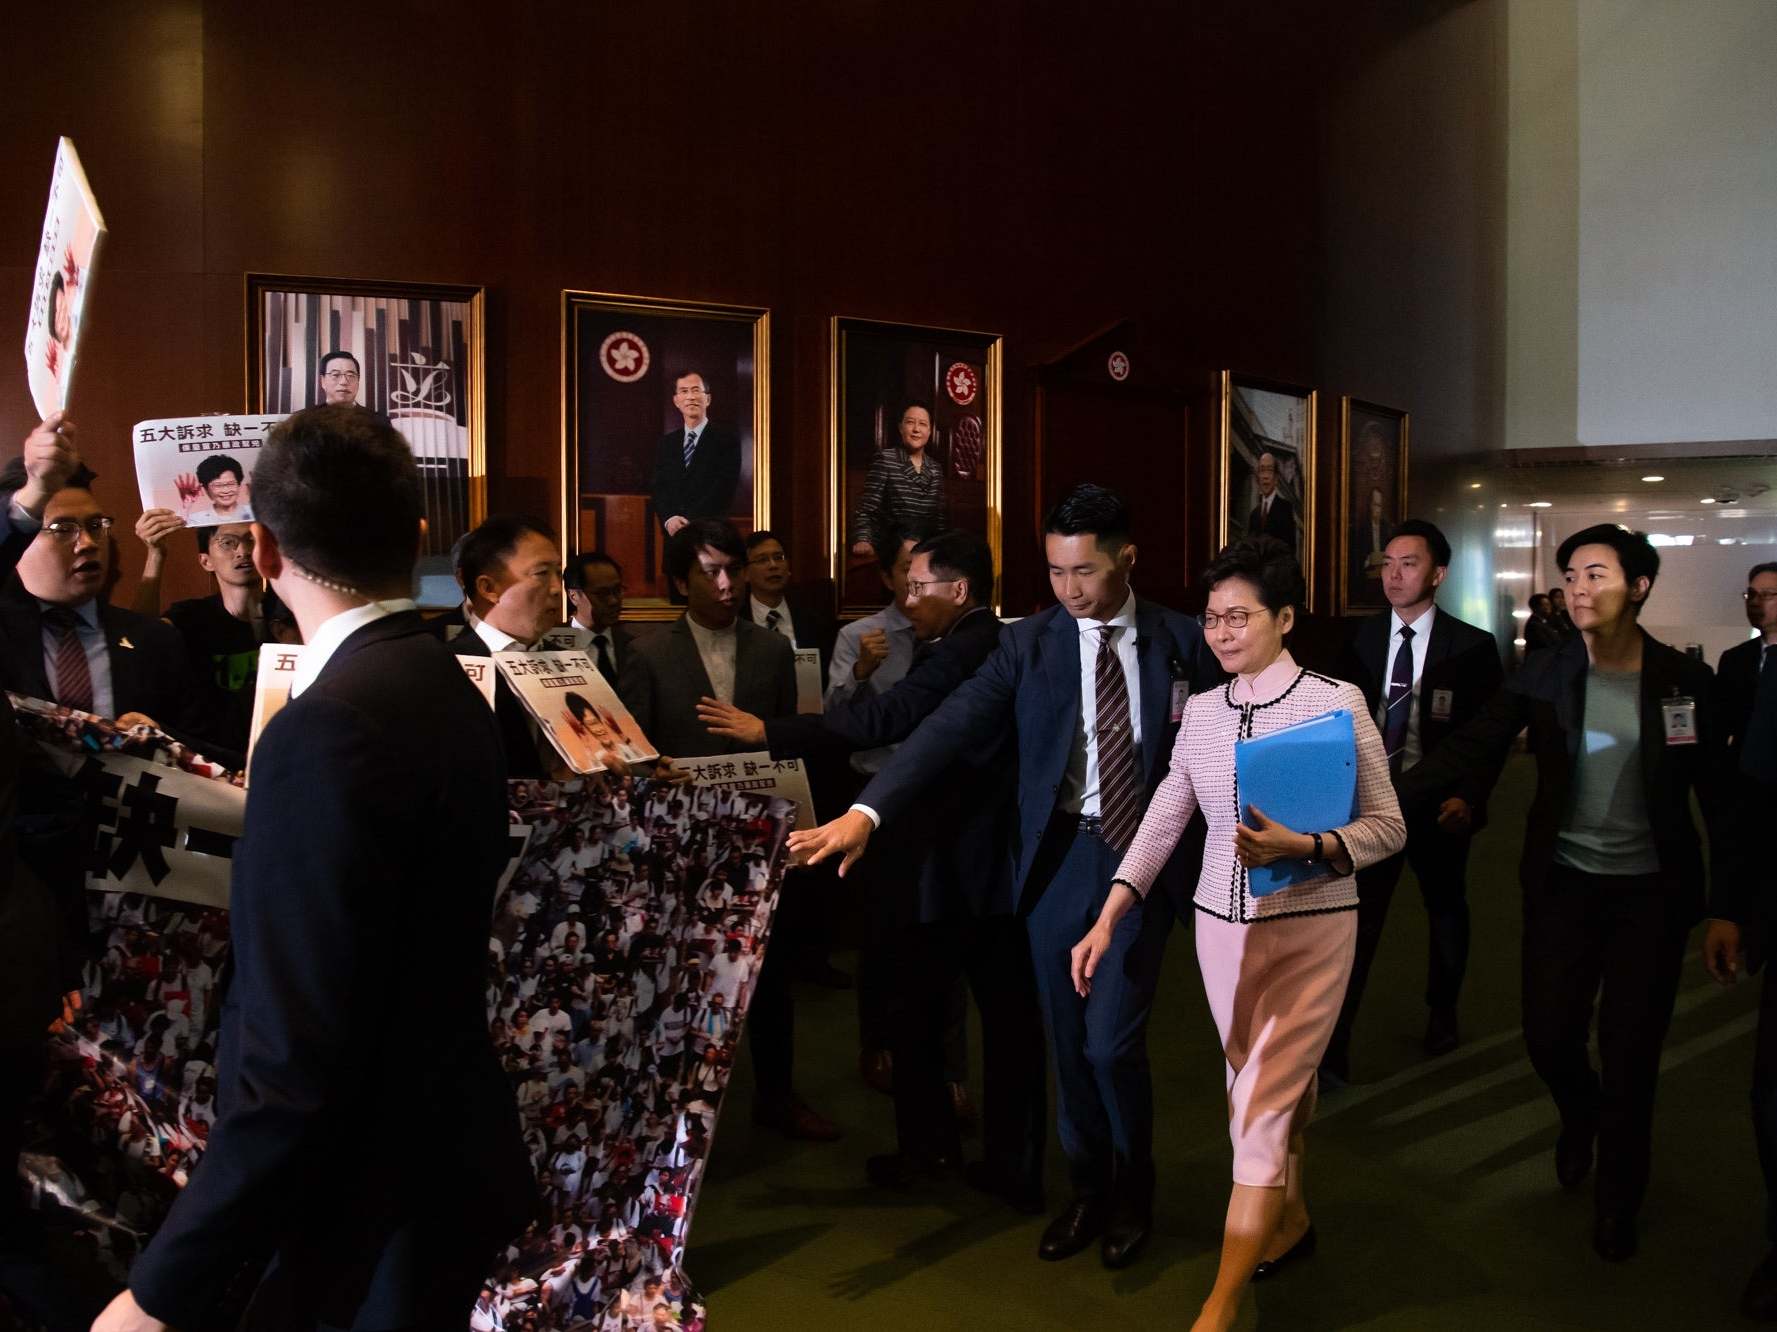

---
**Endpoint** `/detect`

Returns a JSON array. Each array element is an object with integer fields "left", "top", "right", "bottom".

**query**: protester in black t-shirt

[{"left": 162, "top": 522, "right": 266, "bottom": 755}]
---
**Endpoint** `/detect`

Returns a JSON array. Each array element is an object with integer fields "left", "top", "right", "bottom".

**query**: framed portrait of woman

[
  {"left": 1338, "top": 398, "right": 1409, "bottom": 614},
  {"left": 246, "top": 274, "right": 486, "bottom": 608},
  {"left": 830, "top": 317, "right": 1003, "bottom": 616},
  {"left": 563, "top": 291, "right": 769, "bottom": 616},
  {"left": 1217, "top": 372, "right": 1317, "bottom": 604}
]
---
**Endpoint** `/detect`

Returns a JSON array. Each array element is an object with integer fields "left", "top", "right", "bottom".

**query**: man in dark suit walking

[
  {"left": 1324, "top": 519, "right": 1504, "bottom": 1081},
  {"left": 700, "top": 531, "right": 1047, "bottom": 1210},
  {"left": 650, "top": 371, "right": 741, "bottom": 535},
  {"left": 94, "top": 406, "right": 535, "bottom": 1332},
  {"left": 1245, "top": 451, "right": 1295, "bottom": 551},
  {"left": 792, "top": 484, "right": 1222, "bottom": 1271},
  {"left": 1399, "top": 524, "right": 1729, "bottom": 1265},
  {"left": 565, "top": 548, "right": 636, "bottom": 686}
]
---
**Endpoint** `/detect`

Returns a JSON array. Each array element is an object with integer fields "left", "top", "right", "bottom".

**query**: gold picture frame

[
  {"left": 245, "top": 273, "right": 487, "bottom": 609},
  {"left": 1337, "top": 397, "right": 1410, "bottom": 614},
  {"left": 830, "top": 316, "right": 1003, "bottom": 616},
  {"left": 1217, "top": 371, "right": 1317, "bottom": 605},
  {"left": 562, "top": 291, "right": 770, "bottom": 618}
]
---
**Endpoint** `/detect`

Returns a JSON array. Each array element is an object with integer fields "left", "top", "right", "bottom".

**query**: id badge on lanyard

[{"left": 1660, "top": 694, "right": 1698, "bottom": 746}]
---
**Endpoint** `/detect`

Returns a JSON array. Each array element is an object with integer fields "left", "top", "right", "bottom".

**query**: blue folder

[{"left": 1233, "top": 709, "right": 1358, "bottom": 897}]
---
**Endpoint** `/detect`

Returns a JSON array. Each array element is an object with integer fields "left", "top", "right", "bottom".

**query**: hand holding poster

[
  {"left": 25, "top": 138, "right": 107, "bottom": 419},
  {"left": 133, "top": 415, "right": 285, "bottom": 529},
  {"left": 496, "top": 650, "right": 658, "bottom": 774}
]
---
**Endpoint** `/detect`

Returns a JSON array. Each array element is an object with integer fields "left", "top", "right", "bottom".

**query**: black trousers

[
  {"left": 1752, "top": 959, "right": 1777, "bottom": 1243},
  {"left": 1522, "top": 866, "right": 1689, "bottom": 1217},
  {"left": 1328, "top": 815, "right": 1473, "bottom": 1065},
  {"left": 886, "top": 914, "right": 1047, "bottom": 1193}
]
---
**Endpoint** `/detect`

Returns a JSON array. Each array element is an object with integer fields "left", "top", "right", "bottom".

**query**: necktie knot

[
  {"left": 766, "top": 609, "right": 782, "bottom": 631},
  {"left": 1399, "top": 624, "right": 1415, "bottom": 642}
]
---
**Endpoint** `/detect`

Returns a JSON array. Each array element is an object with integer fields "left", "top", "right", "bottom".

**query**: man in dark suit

[
  {"left": 1245, "top": 451, "right": 1296, "bottom": 551},
  {"left": 740, "top": 528, "right": 836, "bottom": 673},
  {"left": 617, "top": 519, "right": 832, "bottom": 1143},
  {"left": 650, "top": 371, "right": 741, "bottom": 535},
  {"left": 792, "top": 484, "right": 1222, "bottom": 1271},
  {"left": 1523, "top": 593, "right": 1562, "bottom": 654},
  {"left": 0, "top": 455, "right": 232, "bottom": 765},
  {"left": 699, "top": 531, "right": 1046, "bottom": 1210},
  {"left": 1323, "top": 519, "right": 1504, "bottom": 1083},
  {"left": 447, "top": 515, "right": 568, "bottom": 779},
  {"left": 1399, "top": 524, "right": 1729, "bottom": 1265},
  {"left": 565, "top": 548, "right": 636, "bottom": 687},
  {"left": 95, "top": 406, "right": 535, "bottom": 1332},
  {"left": 1702, "top": 561, "right": 1777, "bottom": 1317}
]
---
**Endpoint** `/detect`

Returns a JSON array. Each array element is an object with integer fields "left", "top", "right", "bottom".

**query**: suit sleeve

[
  {"left": 650, "top": 437, "right": 680, "bottom": 526},
  {"left": 1691, "top": 661, "right": 1741, "bottom": 922},
  {"left": 1452, "top": 636, "right": 1509, "bottom": 809},
  {"left": 802, "top": 636, "right": 977, "bottom": 753},
  {"left": 1333, "top": 683, "right": 1408, "bottom": 869},
  {"left": 0, "top": 490, "right": 34, "bottom": 584},
  {"left": 709, "top": 430, "right": 741, "bottom": 519},
  {"left": 1395, "top": 677, "right": 1529, "bottom": 817},
  {"left": 129, "top": 696, "right": 403, "bottom": 1325},
  {"left": 855, "top": 631, "right": 1020, "bottom": 826},
  {"left": 770, "top": 637, "right": 797, "bottom": 719},
  {"left": 618, "top": 648, "right": 657, "bottom": 745}
]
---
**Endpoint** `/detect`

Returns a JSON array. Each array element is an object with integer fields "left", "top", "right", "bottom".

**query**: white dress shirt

[
  {"left": 289, "top": 599, "right": 417, "bottom": 698},
  {"left": 749, "top": 595, "right": 797, "bottom": 645},
  {"left": 685, "top": 614, "right": 738, "bottom": 703},
  {"left": 473, "top": 615, "right": 527, "bottom": 654},
  {"left": 826, "top": 601, "right": 917, "bottom": 774},
  {"left": 1374, "top": 604, "right": 1436, "bottom": 771},
  {"left": 40, "top": 597, "right": 115, "bottom": 718},
  {"left": 1065, "top": 589, "right": 1144, "bottom": 816}
]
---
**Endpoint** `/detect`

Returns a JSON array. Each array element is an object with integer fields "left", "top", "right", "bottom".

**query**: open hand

[
  {"left": 786, "top": 810, "right": 873, "bottom": 877},
  {"left": 135, "top": 508, "right": 186, "bottom": 551},
  {"left": 695, "top": 697, "right": 765, "bottom": 746}
]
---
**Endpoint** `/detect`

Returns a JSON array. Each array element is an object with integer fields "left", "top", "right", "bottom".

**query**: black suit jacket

[
  {"left": 1398, "top": 629, "right": 1728, "bottom": 924},
  {"left": 130, "top": 612, "right": 535, "bottom": 1328},
  {"left": 449, "top": 631, "right": 551, "bottom": 779},
  {"left": 765, "top": 607, "right": 1015, "bottom": 921},
  {"left": 1247, "top": 494, "right": 1296, "bottom": 546},
  {"left": 651, "top": 421, "right": 741, "bottom": 528},
  {"left": 857, "top": 598, "right": 1222, "bottom": 913},
  {"left": 619, "top": 614, "right": 797, "bottom": 759},
  {"left": 739, "top": 592, "right": 836, "bottom": 679},
  {"left": 0, "top": 575, "right": 237, "bottom": 766},
  {"left": 1714, "top": 637, "right": 1774, "bottom": 929},
  {"left": 1336, "top": 606, "right": 1505, "bottom": 830},
  {"left": 579, "top": 621, "right": 639, "bottom": 686},
  {"left": 1716, "top": 637, "right": 1765, "bottom": 754}
]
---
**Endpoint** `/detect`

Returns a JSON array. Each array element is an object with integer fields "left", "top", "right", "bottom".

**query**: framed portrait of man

[
  {"left": 1217, "top": 372, "right": 1316, "bottom": 602},
  {"left": 246, "top": 274, "right": 486, "bottom": 608},
  {"left": 564, "top": 292, "right": 768, "bottom": 616},
  {"left": 1338, "top": 398, "right": 1410, "bottom": 614},
  {"left": 831, "top": 317, "right": 1002, "bottom": 616}
]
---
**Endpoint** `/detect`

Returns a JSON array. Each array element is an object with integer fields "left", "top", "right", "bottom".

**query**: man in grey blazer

[{"left": 618, "top": 519, "right": 835, "bottom": 1140}]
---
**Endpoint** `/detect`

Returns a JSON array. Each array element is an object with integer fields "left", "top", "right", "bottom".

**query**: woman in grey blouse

[{"left": 850, "top": 403, "right": 946, "bottom": 560}]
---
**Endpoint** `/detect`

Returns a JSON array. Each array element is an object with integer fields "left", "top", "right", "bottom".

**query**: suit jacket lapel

[
  {"left": 1039, "top": 609, "right": 1080, "bottom": 729},
  {"left": 672, "top": 618, "right": 716, "bottom": 700},
  {"left": 1133, "top": 600, "right": 1171, "bottom": 781},
  {"left": 1354, "top": 613, "right": 1388, "bottom": 707},
  {"left": 0, "top": 582, "right": 50, "bottom": 699},
  {"left": 99, "top": 605, "right": 140, "bottom": 712}
]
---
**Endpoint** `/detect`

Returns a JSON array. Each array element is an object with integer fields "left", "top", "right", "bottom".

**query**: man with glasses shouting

[{"left": 0, "top": 417, "right": 225, "bottom": 761}]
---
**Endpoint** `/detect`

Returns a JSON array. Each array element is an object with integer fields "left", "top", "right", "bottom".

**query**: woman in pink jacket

[{"left": 1071, "top": 537, "right": 1405, "bottom": 1332}]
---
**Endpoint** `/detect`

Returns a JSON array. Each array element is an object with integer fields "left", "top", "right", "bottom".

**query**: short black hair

[
  {"left": 673, "top": 370, "right": 709, "bottom": 390},
  {"left": 458, "top": 515, "right": 558, "bottom": 594},
  {"left": 1530, "top": 593, "right": 1552, "bottom": 613},
  {"left": 875, "top": 523, "right": 936, "bottom": 575},
  {"left": 1043, "top": 483, "right": 1131, "bottom": 553},
  {"left": 744, "top": 529, "right": 783, "bottom": 553},
  {"left": 250, "top": 405, "right": 423, "bottom": 594},
  {"left": 1389, "top": 517, "right": 1451, "bottom": 568},
  {"left": 1749, "top": 562, "right": 1777, "bottom": 582},
  {"left": 194, "top": 454, "right": 243, "bottom": 487},
  {"left": 565, "top": 549, "right": 622, "bottom": 590},
  {"left": 1556, "top": 523, "right": 1660, "bottom": 612},
  {"left": 912, "top": 529, "right": 993, "bottom": 606},
  {"left": 0, "top": 454, "right": 96, "bottom": 493},
  {"left": 1201, "top": 536, "right": 1307, "bottom": 615},
  {"left": 318, "top": 349, "right": 360, "bottom": 375},
  {"left": 664, "top": 519, "right": 745, "bottom": 587}
]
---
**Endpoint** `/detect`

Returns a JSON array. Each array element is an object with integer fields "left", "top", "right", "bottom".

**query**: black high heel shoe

[{"left": 1252, "top": 1224, "right": 1317, "bottom": 1281}]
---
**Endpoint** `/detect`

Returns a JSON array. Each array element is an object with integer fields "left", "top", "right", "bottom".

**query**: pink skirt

[{"left": 1194, "top": 909, "right": 1358, "bottom": 1187}]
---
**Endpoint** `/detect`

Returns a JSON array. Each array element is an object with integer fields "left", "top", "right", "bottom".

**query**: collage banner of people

[{"left": 11, "top": 697, "right": 798, "bottom": 1331}]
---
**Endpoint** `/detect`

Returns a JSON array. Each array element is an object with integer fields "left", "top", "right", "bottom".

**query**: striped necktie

[
  {"left": 683, "top": 428, "right": 699, "bottom": 466},
  {"left": 1095, "top": 625, "right": 1141, "bottom": 851},
  {"left": 43, "top": 605, "right": 95, "bottom": 713},
  {"left": 1382, "top": 623, "right": 1416, "bottom": 771}
]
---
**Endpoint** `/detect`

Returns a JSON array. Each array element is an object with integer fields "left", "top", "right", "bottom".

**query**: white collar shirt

[
  {"left": 473, "top": 615, "right": 527, "bottom": 654},
  {"left": 290, "top": 599, "right": 416, "bottom": 699},
  {"left": 749, "top": 595, "right": 797, "bottom": 645},
  {"left": 1065, "top": 589, "right": 1143, "bottom": 817},
  {"left": 685, "top": 614, "right": 738, "bottom": 704},
  {"left": 38, "top": 596, "right": 114, "bottom": 719},
  {"left": 1376, "top": 604, "right": 1436, "bottom": 771}
]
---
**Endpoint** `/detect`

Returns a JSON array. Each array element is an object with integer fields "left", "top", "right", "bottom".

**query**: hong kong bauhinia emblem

[{"left": 599, "top": 331, "right": 651, "bottom": 383}]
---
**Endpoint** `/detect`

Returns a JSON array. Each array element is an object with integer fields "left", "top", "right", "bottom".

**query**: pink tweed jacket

[{"left": 1113, "top": 653, "right": 1405, "bottom": 923}]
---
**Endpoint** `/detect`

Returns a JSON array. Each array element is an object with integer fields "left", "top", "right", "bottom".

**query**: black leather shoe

[
  {"left": 1555, "top": 1125, "right": 1595, "bottom": 1191},
  {"left": 1100, "top": 1207, "right": 1151, "bottom": 1269},
  {"left": 1592, "top": 1211, "right": 1637, "bottom": 1262},
  {"left": 963, "top": 1160, "right": 1045, "bottom": 1216},
  {"left": 865, "top": 1151, "right": 956, "bottom": 1190},
  {"left": 1038, "top": 1198, "right": 1107, "bottom": 1262},
  {"left": 1423, "top": 1007, "right": 1460, "bottom": 1058},
  {"left": 1252, "top": 1224, "right": 1317, "bottom": 1280},
  {"left": 1741, "top": 1246, "right": 1777, "bottom": 1320}
]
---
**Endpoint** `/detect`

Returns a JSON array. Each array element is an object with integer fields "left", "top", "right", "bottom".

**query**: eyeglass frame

[
  {"left": 1745, "top": 589, "right": 1777, "bottom": 603},
  {"left": 906, "top": 577, "right": 959, "bottom": 598},
  {"left": 320, "top": 368, "right": 361, "bottom": 382},
  {"left": 42, "top": 515, "right": 116, "bottom": 541},
  {"left": 210, "top": 533, "right": 257, "bottom": 555},
  {"left": 1198, "top": 607, "right": 1274, "bottom": 631}
]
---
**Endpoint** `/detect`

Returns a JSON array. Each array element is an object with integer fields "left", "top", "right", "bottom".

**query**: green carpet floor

[{"left": 688, "top": 756, "right": 1766, "bottom": 1329}]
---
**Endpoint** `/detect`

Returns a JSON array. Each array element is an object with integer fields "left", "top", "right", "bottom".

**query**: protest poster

[
  {"left": 793, "top": 646, "right": 822, "bottom": 715},
  {"left": 538, "top": 625, "right": 593, "bottom": 654},
  {"left": 15, "top": 702, "right": 793, "bottom": 1330},
  {"left": 25, "top": 138, "right": 107, "bottom": 420},
  {"left": 496, "top": 650, "right": 658, "bottom": 774},
  {"left": 669, "top": 751, "right": 816, "bottom": 833},
  {"left": 131, "top": 414, "right": 285, "bottom": 529}
]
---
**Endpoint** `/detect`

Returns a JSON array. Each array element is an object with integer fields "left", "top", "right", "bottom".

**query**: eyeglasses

[
  {"left": 748, "top": 551, "right": 787, "bottom": 567},
  {"left": 1199, "top": 608, "right": 1272, "bottom": 631},
  {"left": 673, "top": 386, "right": 709, "bottom": 397},
  {"left": 43, "top": 515, "right": 115, "bottom": 541},
  {"left": 211, "top": 534, "right": 256, "bottom": 555},
  {"left": 1746, "top": 590, "right": 1777, "bottom": 603},
  {"left": 321, "top": 369, "right": 360, "bottom": 382},
  {"left": 906, "top": 577, "right": 958, "bottom": 598}
]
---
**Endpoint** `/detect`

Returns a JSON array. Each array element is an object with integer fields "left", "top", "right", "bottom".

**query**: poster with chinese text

[{"left": 132, "top": 415, "right": 286, "bottom": 529}]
